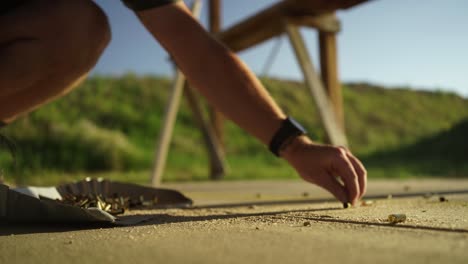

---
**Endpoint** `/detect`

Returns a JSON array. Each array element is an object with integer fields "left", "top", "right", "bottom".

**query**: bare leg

[{"left": 0, "top": 0, "right": 111, "bottom": 123}]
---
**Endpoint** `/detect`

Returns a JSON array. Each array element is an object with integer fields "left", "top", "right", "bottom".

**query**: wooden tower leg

[
  {"left": 209, "top": 0, "right": 226, "bottom": 160},
  {"left": 285, "top": 23, "right": 348, "bottom": 147},
  {"left": 184, "top": 83, "right": 226, "bottom": 179},
  {"left": 319, "top": 23, "right": 344, "bottom": 131},
  {"left": 150, "top": 70, "right": 186, "bottom": 186}
]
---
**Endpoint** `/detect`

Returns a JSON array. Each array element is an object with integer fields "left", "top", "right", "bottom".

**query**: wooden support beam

[
  {"left": 184, "top": 83, "right": 227, "bottom": 180},
  {"left": 150, "top": 69, "right": 186, "bottom": 186},
  {"left": 319, "top": 26, "right": 344, "bottom": 131},
  {"left": 209, "top": 0, "right": 221, "bottom": 32},
  {"left": 286, "top": 13, "right": 341, "bottom": 32},
  {"left": 209, "top": 0, "right": 226, "bottom": 167},
  {"left": 217, "top": 0, "right": 369, "bottom": 52},
  {"left": 285, "top": 23, "right": 348, "bottom": 147}
]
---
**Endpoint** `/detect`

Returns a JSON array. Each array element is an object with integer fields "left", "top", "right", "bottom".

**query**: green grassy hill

[
  {"left": 362, "top": 118, "right": 468, "bottom": 177},
  {"left": 1, "top": 74, "right": 467, "bottom": 185}
]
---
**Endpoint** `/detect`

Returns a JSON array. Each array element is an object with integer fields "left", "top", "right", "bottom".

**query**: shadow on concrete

[
  {"left": 0, "top": 207, "right": 339, "bottom": 236},
  {"left": 2, "top": 189, "right": 468, "bottom": 236},
  {"left": 190, "top": 188, "right": 468, "bottom": 209},
  {"left": 0, "top": 222, "right": 114, "bottom": 236},
  {"left": 301, "top": 216, "right": 468, "bottom": 234}
]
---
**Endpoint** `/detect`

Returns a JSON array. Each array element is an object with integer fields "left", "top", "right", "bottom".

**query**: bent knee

[{"left": 40, "top": 0, "right": 111, "bottom": 74}]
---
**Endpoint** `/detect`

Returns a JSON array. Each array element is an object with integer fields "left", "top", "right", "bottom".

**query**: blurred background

[{"left": 1, "top": 0, "right": 467, "bottom": 185}]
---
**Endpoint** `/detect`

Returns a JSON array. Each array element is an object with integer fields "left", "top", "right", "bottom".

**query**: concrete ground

[{"left": 1, "top": 179, "right": 468, "bottom": 264}]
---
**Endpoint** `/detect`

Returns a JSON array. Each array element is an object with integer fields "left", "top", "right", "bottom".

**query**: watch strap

[{"left": 269, "top": 117, "right": 306, "bottom": 157}]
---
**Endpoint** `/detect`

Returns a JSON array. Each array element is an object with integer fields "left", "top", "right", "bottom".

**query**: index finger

[{"left": 332, "top": 152, "right": 360, "bottom": 205}]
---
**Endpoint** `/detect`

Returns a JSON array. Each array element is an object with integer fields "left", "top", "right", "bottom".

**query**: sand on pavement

[{"left": 1, "top": 179, "right": 467, "bottom": 264}]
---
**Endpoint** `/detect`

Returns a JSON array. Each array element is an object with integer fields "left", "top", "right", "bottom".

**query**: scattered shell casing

[
  {"left": 343, "top": 202, "right": 351, "bottom": 209},
  {"left": 142, "top": 201, "right": 154, "bottom": 207},
  {"left": 361, "top": 200, "right": 374, "bottom": 206},
  {"left": 59, "top": 193, "right": 130, "bottom": 216},
  {"left": 388, "top": 214, "right": 406, "bottom": 223},
  {"left": 439, "top": 196, "right": 448, "bottom": 202},
  {"left": 79, "top": 198, "right": 89, "bottom": 207},
  {"left": 57, "top": 188, "right": 161, "bottom": 216}
]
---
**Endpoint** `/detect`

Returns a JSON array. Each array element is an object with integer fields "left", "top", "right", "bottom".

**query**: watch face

[{"left": 288, "top": 117, "right": 307, "bottom": 134}]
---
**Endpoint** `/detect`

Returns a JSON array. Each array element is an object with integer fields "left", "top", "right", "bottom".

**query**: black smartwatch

[{"left": 269, "top": 117, "right": 307, "bottom": 157}]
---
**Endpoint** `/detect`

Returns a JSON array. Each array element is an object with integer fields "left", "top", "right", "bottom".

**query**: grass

[
  {"left": 1, "top": 74, "right": 467, "bottom": 186},
  {"left": 362, "top": 118, "right": 468, "bottom": 178}
]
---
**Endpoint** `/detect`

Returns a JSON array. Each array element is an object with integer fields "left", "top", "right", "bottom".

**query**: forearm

[
  {"left": 136, "top": 2, "right": 286, "bottom": 145},
  {"left": 129, "top": 1, "right": 367, "bottom": 205}
]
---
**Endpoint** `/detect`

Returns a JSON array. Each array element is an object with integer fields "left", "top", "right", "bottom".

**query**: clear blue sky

[{"left": 92, "top": 0, "right": 468, "bottom": 97}]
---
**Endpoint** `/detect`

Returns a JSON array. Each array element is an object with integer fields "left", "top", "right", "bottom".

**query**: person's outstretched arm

[{"left": 132, "top": 1, "right": 367, "bottom": 205}]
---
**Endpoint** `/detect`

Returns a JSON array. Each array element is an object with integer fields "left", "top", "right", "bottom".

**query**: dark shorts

[
  {"left": 1, "top": 0, "right": 179, "bottom": 15},
  {"left": 122, "top": 0, "right": 180, "bottom": 11},
  {"left": 0, "top": 1, "right": 29, "bottom": 16}
]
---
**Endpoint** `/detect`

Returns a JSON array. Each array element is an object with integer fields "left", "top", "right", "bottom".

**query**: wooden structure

[
  {"left": 215, "top": 0, "right": 369, "bottom": 140},
  {"left": 208, "top": 0, "right": 226, "bottom": 177},
  {"left": 150, "top": 0, "right": 371, "bottom": 186}
]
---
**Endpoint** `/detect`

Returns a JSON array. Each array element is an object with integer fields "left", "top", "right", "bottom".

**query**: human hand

[{"left": 281, "top": 136, "right": 367, "bottom": 205}]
